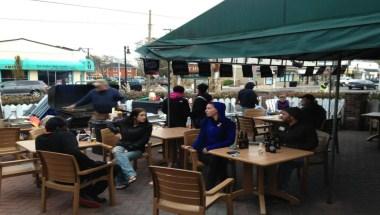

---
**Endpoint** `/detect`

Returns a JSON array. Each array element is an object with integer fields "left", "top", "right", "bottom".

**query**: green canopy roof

[{"left": 137, "top": 0, "right": 380, "bottom": 61}]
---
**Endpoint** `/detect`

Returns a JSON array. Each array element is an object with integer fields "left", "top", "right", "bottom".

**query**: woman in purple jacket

[{"left": 192, "top": 102, "right": 236, "bottom": 189}]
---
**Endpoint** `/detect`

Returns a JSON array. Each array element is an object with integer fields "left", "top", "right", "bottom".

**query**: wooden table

[
  {"left": 209, "top": 146, "right": 313, "bottom": 215},
  {"left": 253, "top": 115, "right": 284, "bottom": 123},
  {"left": 151, "top": 127, "right": 193, "bottom": 166},
  {"left": 17, "top": 140, "right": 102, "bottom": 153},
  {"left": 362, "top": 112, "right": 380, "bottom": 149}
]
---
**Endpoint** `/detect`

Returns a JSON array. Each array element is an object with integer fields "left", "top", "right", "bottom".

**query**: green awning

[
  {"left": 0, "top": 59, "right": 95, "bottom": 72},
  {"left": 137, "top": 0, "right": 380, "bottom": 61}
]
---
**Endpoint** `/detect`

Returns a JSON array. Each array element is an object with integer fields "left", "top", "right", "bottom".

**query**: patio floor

[{"left": 1, "top": 130, "right": 380, "bottom": 215}]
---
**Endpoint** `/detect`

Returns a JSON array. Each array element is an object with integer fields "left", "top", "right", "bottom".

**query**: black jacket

[
  {"left": 36, "top": 131, "right": 102, "bottom": 170},
  {"left": 238, "top": 89, "right": 258, "bottom": 108},
  {"left": 302, "top": 103, "right": 326, "bottom": 129},
  {"left": 279, "top": 122, "right": 318, "bottom": 150},
  {"left": 162, "top": 97, "right": 190, "bottom": 127},
  {"left": 108, "top": 119, "right": 152, "bottom": 152},
  {"left": 191, "top": 93, "right": 212, "bottom": 128}
]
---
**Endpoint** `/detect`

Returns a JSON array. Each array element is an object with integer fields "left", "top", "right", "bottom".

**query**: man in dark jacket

[
  {"left": 301, "top": 94, "right": 326, "bottom": 129},
  {"left": 162, "top": 85, "right": 190, "bottom": 127},
  {"left": 237, "top": 82, "right": 259, "bottom": 110},
  {"left": 65, "top": 79, "right": 124, "bottom": 120},
  {"left": 191, "top": 83, "right": 212, "bottom": 128},
  {"left": 36, "top": 117, "right": 109, "bottom": 208},
  {"left": 278, "top": 107, "right": 318, "bottom": 190}
]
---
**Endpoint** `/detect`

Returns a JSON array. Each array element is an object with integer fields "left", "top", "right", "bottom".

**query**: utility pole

[{"left": 148, "top": 10, "right": 152, "bottom": 43}]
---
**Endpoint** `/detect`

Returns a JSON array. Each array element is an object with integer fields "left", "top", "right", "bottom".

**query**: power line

[
  {"left": 0, "top": 17, "right": 171, "bottom": 28},
  {"left": 28, "top": 0, "right": 187, "bottom": 19}
]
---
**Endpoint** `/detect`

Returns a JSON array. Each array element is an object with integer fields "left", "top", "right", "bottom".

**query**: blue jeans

[{"left": 112, "top": 146, "right": 142, "bottom": 184}]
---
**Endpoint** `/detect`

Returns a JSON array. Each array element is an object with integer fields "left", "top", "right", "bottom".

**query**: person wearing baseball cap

[
  {"left": 278, "top": 107, "right": 318, "bottom": 191},
  {"left": 65, "top": 79, "right": 124, "bottom": 120}
]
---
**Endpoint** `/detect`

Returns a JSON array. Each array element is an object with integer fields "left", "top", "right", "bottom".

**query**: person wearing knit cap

[
  {"left": 191, "top": 102, "right": 236, "bottom": 189},
  {"left": 278, "top": 107, "right": 318, "bottom": 191},
  {"left": 237, "top": 82, "right": 259, "bottom": 111},
  {"left": 161, "top": 85, "right": 191, "bottom": 127}
]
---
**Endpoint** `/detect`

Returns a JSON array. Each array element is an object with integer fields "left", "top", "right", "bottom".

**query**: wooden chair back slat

[
  {"left": 236, "top": 116, "right": 257, "bottom": 139},
  {"left": 315, "top": 130, "right": 330, "bottom": 153},
  {"left": 101, "top": 128, "right": 119, "bottom": 147},
  {"left": 183, "top": 129, "right": 200, "bottom": 146},
  {"left": 244, "top": 108, "right": 266, "bottom": 125},
  {"left": 38, "top": 151, "right": 79, "bottom": 184},
  {"left": 0, "top": 128, "right": 20, "bottom": 149},
  {"left": 150, "top": 166, "right": 205, "bottom": 206}
]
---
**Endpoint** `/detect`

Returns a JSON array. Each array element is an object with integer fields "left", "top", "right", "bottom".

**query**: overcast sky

[{"left": 0, "top": 0, "right": 222, "bottom": 64}]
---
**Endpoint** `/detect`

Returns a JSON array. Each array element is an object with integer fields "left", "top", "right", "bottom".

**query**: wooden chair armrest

[
  {"left": 255, "top": 124, "right": 272, "bottom": 129},
  {"left": 0, "top": 150, "right": 28, "bottom": 156},
  {"left": 101, "top": 144, "right": 113, "bottom": 151},
  {"left": 206, "top": 178, "right": 234, "bottom": 196},
  {"left": 0, "top": 158, "right": 40, "bottom": 167},
  {"left": 78, "top": 161, "right": 115, "bottom": 176}
]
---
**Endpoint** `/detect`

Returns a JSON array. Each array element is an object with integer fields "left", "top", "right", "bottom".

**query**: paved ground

[{"left": 1, "top": 130, "right": 380, "bottom": 215}]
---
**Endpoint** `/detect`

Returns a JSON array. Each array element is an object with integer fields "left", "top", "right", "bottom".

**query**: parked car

[
  {"left": 347, "top": 79, "right": 376, "bottom": 90},
  {"left": 0, "top": 80, "right": 48, "bottom": 97},
  {"left": 340, "top": 77, "right": 353, "bottom": 86}
]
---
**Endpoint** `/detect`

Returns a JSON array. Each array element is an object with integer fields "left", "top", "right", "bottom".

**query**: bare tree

[{"left": 13, "top": 56, "right": 24, "bottom": 80}]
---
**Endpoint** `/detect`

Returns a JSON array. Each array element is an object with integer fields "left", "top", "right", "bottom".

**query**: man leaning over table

[
  {"left": 36, "top": 117, "right": 112, "bottom": 208},
  {"left": 277, "top": 107, "right": 318, "bottom": 191}
]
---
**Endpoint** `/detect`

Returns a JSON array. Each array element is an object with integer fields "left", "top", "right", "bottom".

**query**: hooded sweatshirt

[
  {"left": 162, "top": 92, "right": 190, "bottom": 127},
  {"left": 192, "top": 102, "right": 236, "bottom": 151}
]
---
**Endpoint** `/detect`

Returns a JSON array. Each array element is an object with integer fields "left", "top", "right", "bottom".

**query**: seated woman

[
  {"left": 191, "top": 102, "right": 236, "bottom": 189},
  {"left": 276, "top": 94, "right": 290, "bottom": 111},
  {"left": 108, "top": 108, "right": 152, "bottom": 190}
]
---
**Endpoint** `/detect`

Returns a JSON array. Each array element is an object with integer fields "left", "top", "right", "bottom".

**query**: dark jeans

[
  {"left": 278, "top": 159, "right": 304, "bottom": 190},
  {"left": 198, "top": 152, "right": 228, "bottom": 190}
]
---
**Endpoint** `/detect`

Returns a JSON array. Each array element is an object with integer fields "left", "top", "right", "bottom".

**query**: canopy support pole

[
  {"left": 327, "top": 59, "right": 341, "bottom": 204},
  {"left": 328, "top": 69, "right": 332, "bottom": 119},
  {"left": 167, "top": 60, "right": 171, "bottom": 127}
]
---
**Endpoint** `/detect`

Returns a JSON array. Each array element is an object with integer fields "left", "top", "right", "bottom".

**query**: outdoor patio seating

[
  {"left": 149, "top": 166, "right": 234, "bottom": 215},
  {"left": 181, "top": 129, "right": 202, "bottom": 171}
]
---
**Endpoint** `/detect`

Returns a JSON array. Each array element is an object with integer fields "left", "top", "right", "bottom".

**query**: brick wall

[{"left": 343, "top": 92, "right": 369, "bottom": 130}]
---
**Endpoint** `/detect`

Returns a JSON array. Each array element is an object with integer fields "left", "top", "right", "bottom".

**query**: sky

[{"left": 0, "top": 0, "right": 223, "bottom": 64}]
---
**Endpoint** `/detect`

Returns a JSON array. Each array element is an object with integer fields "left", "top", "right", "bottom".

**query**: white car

[{"left": 340, "top": 77, "right": 353, "bottom": 86}]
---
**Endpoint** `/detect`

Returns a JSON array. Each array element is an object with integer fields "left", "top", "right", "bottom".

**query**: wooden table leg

[
  {"left": 232, "top": 163, "right": 254, "bottom": 199},
  {"left": 257, "top": 166, "right": 266, "bottom": 215}
]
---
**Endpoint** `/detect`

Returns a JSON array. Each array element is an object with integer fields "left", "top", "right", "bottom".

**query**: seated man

[
  {"left": 276, "top": 94, "right": 290, "bottom": 111},
  {"left": 36, "top": 117, "right": 109, "bottom": 208},
  {"left": 278, "top": 107, "right": 318, "bottom": 190}
]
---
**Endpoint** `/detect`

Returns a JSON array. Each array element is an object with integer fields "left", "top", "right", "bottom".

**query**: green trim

[{"left": 0, "top": 59, "right": 95, "bottom": 72}]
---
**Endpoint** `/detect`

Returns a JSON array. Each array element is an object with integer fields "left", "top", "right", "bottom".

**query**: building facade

[{"left": 0, "top": 38, "right": 95, "bottom": 85}]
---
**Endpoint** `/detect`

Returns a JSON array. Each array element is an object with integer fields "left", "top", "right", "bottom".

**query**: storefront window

[
  {"left": 0, "top": 70, "right": 28, "bottom": 82},
  {"left": 38, "top": 71, "right": 73, "bottom": 85}
]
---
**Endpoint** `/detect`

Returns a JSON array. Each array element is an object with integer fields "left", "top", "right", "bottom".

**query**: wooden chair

[
  {"left": 236, "top": 116, "right": 270, "bottom": 141},
  {"left": 150, "top": 166, "right": 234, "bottom": 215},
  {"left": 243, "top": 108, "right": 267, "bottom": 125},
  {"left": 298, "top": 130, "right": 331, "bottom": 193},
  {"left": 38, "top": 151, "right": 115, "bottom": 215},
  {"left": 181, "top": 129, "right": 202, "bottom": 171},
  {"left": 29, "top": 127, "right": 46, "bottom": 140},
  {"left": 101, "top": 128, "right": 161, "bottom": 168},
  {"left": 0, "top": 128, "right": 22, "bottom": 157},
  {"left": 0, "top": 156, "right": 39, "bottom": 195}
]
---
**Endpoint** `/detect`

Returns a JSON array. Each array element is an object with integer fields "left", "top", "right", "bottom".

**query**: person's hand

[
  {"left": 183, "top": 145, "right": 191, "bottom": 149},
  {"left": 63, "top": 104, "right": 75, "bottom": 111},
  {"left": 202, "top": 148, "right": 208, "bottom": 154}
]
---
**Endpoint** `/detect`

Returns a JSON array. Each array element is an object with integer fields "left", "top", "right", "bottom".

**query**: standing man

[
  {"left": 65, "top": 79, "right": 124, "bottom": 120},
  {"left": 162, "top": 85, "right": 190, "bottom": 127},
  {"left": 300, "top": 94, "right": 326, "bottom": 129},
  {"left": 237, "top": 82, "right": 259, "bottom": 111},
  {"left": 191, "top": 83, "right": 212, "bottom": 128}
]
